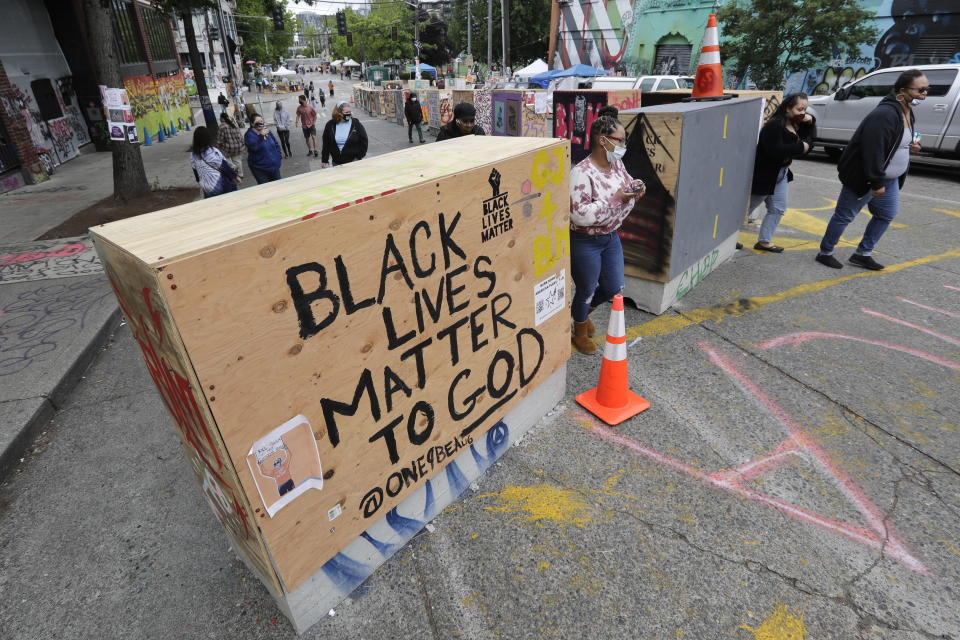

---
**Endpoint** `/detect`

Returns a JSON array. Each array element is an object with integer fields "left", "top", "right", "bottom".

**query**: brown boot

[
  {"left": 585, "top": 307, "right": 597, "bottom": 337},
  {"left": 572, "top": 321, "right": 597, "bottom": 354}
]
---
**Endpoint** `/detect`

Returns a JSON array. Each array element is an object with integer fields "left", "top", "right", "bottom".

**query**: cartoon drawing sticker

[{"left": 246, "top": 414, "right": 324, "bottom": 517}]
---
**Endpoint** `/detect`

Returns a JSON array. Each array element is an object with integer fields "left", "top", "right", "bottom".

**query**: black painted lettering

[
  {"left": 382, "top": 306, "right": 416, "bottom": 350},
  {"left": 383, "top": 365, "right": 412, "bottom": 413},
  {"left": 406, "top": 400, "right": 434, "bottom": 445},
  {"left": 436, "top": 315, "right": 469, "bottom": 365},
  {"left": 469, "top": 304, "right": 488, "bottom": 352},
  {"left": 490, "top": 292, "right": 516, "bottom": 338},
  {"left": 334, "top": 255, "right": 375, "bottom": 314},
  {"left": 417, "top": 455, "right": 428, "bottom": 476},
  {"left": 448, "top": 368, "right": 482, "bottom": 420},
  {"left": 517, "top": 328, "right": 545, "bottom": 387},
  {"left": 385, "top": 471, "right": 404, "bottom": 497},
  {"left": 473, "top": 256, "right": 496, "bottom": 298},
  {"left": 368, "top": 414, "right": 404, "bottom": 464},
  {"left": 378, "top": 233, "right": 415, "bottom": 303},
  {"left": 445, "top": 264, "right": 470, "bottom": 314},
  {"left": 286, "top": 262, "right": 340, "bottom": 339},
  {"left": 401, "top": 461, "right": 419, "bottom": 487},
  {"left": 421, "top": 278, "right": 444, "bottom": 323},
  {"left": 321, "top": 368, "right": 379, "bottom": 447},
  {"left": 487, "top": 350, "right": 515, "bottom": 399},
  {"left": 400, "top": 337, "right": 432, "bottom": 389},
  {"left": 438, "top": 211, "right": 466, "bottom": 268},
  {"left": 409, "top": 220, "right": 436, "bottom": 278}
]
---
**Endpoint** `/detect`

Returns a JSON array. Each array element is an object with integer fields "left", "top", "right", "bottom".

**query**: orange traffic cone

[
  {"left": 691, "top": 14, "right": 724, "bottom": 99},
  {"left": 576, "top": 294, "right": 650, "bottom": 425},
  {"left": 350, "top": 95, "right": 354, "bottom": 104}
]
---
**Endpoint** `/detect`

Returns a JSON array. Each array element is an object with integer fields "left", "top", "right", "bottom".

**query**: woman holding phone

[{"left": 569, "top": 116, "right": 645, "bottom": 354}]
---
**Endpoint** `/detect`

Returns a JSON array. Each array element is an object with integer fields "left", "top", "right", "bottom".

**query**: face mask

[
  {"left": 411, "top": 97, "right": 417, "bottom": 102},
  {"left": 604, "top": 137, "right": 626, "bottom": 162},
  {"left": 910, "top": 98, "right": 922, "bottom": 106},
  {"left": 276, "top": 105, "right": 282, "bottom": 110}
]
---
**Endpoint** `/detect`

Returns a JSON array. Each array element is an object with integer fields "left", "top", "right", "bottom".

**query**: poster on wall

[{"left": 100, "top": 85, "right": 132, "bottom": 141}]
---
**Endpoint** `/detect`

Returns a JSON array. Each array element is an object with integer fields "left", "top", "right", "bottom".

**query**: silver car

[{"left": 806, "top": 63, "right": 960, "bottom": 160}]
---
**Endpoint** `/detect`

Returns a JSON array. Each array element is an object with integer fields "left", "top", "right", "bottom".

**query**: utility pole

[
  {"left": 467, "top": 0, "right": 471, "bottom": 56},
  {"left": 487, "top": 0, "right": 492, "bottom": 72},
  {"left": 501, "top": 0, "right": 509, "bottom": 73},
  {"left": 414, "top": 0, "right": 421, "bottom": 79},
  {"left": 216, "top": 0, "right": 237, "bottom": 99}
]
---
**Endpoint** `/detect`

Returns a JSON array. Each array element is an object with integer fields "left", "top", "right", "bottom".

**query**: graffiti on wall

[
  {"left": 123, "top": 74, "right": 191, "bottom": 136},
  {"left": 556, "top": 0, "right": 636, "bottom": 70},
  {"left": 7, "top": 81, "right": 80, "bottom": 167},
  {"left": 553, "top": 91, "right": 607, "bottom": 164}
]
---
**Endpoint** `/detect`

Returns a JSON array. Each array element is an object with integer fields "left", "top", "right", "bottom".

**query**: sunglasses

[{"left": 910, "top": 86, "right": 930, "bottom": 93}]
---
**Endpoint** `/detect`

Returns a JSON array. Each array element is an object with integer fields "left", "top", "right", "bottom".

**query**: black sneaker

[
  {"left": 815, "top": 253, "right": 843, "bottom": 269},
  {"left": 849, "top": 254, "right": 884, "bottom": 270}
]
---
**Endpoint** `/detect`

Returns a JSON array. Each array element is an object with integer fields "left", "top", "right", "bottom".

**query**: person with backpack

[
  {"left": 190, "top": 126, "right": 240, "bottom": 198},
  {"left": 217, "top": 112, "right": 246, "bottom": 178}
]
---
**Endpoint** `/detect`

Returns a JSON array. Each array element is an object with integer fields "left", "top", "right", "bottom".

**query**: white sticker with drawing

[
  {"left": 246, "top": 414, "right": 324, "bottom": 518},
  {"left": 534, "top": 269, "right": 566, "bottom": 326}
]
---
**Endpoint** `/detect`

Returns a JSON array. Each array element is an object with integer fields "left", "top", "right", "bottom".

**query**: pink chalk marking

[
  {"left": 760, "top": 332, "right": 960, "bottom": 371},
  {"left": 570, "top": 340, "right": 932, "bottom": 575},
  {"left": 861, "top": 308, "right": 960, "bottom": 347},
  {"left": 944, "top": 285, "right": 960, "bottom": 292},
  {"left": 897, "top": 296, "right": 960, "bottom": 319}
]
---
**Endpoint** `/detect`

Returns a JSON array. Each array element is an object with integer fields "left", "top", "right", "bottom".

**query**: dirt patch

[{"left": 36, "top": 187, "right": 200, "bottom": 240}]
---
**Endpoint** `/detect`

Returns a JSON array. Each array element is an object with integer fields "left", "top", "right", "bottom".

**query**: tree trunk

[
  {"left": 182, "top": 9, "right": 218, "bottom": 135},
  {"left": 84, "top": 0, "right": 150, "bottom": 202}
]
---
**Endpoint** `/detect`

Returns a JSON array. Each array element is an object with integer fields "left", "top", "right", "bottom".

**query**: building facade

[
  {"left": 554, "top": 0, "right": 960, "bottom": 92},
  {"left": 172, "top": 4, "right": 241, "bottom": 96}
]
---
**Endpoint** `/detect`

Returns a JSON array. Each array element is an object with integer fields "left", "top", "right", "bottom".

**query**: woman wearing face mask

[
  {"left": 405, "top": 92, "right": 425, "bottom": 143},
  {"left": 321, "top": 101, "right": 369, "bottom": 167},
  {"left": 273, "top": 101, "right": 292, "bottom": 158},
  {"left": 747, "top": 92, "right": 815, "bottom": 252},
  {"left": 568, "top": 116, "right": 645, "bottom": 354},
  {"left": 816, "top": 69, "right": 926, "bottom": 270},
  {"left": 243, "top": 113, "right": 283, "bottom": 184}
]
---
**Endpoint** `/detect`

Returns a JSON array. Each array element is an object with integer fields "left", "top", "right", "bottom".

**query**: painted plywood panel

[{"left": 90, "top": 136, "right": 572, "bottom": 593}]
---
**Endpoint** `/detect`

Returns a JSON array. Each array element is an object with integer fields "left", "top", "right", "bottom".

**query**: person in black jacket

[
  {"left": 321, "top": 101, "right": 368, "bottom": 167},
  {"left": 747, "top": 93, "right": 815, "bottom": 252},
  {"left": 816, "top": 69, "right": 927, "bottom": 270},
  {"left": 405, "top": 92, "right": 425, "bottom": 143},
  {"left": 436, "top": 103, "right": 486, "bottom": 141}
]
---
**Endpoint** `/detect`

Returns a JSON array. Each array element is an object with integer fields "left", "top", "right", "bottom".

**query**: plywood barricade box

[
  {"left": 553, "top": 90, "right": 642, "bottom": 164},
  {"left": 383, "top": 89, "right": 397, "bottom": 119},
  {"left": 615, "top": 98, "right": 761, "bottom": 314},
  {"left": 90, "top": 136, "right": 572, "bottom": 635},
  {"left": 641, "top": 89, "right": 783, "bottom": 121},
  {"left": 452, "top": 89, "right": 474, "bottom": 106},
  {"left": 473, "top": 89, "right": 493, "bottom": 137},
  {"left": 520, "top": 90, "right": 551, "bottom": 138},
  {"left": 492, "top": 90, "right": 551, "bottom": 138}
]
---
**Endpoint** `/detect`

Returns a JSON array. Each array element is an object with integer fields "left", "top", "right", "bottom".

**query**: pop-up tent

[
  {"left": 342, "top": 59, "right": 361, "bottom": 67},
  {"left": 514, "top": 58, "right": 548, "bottom": 78},
  {"left": 271, "top": 66, "right": 295, "bottom": 75},
  {"left": 529, "top": 63, "right": 608, "bottom": 88},
  {"left": 409, "top": 62, "right": 436, "bottom": 77}
]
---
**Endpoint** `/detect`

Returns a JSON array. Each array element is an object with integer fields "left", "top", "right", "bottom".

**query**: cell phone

[
  {"left": 624, "top": 180, "right": 645, "bottom": 194},
  {"left": 912, "top": 131, "right": 921, "bottom": 144}
]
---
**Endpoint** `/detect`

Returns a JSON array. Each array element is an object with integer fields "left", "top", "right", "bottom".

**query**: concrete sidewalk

[{"left": 0, "top": 72, "right": 410, "bottom": 481}]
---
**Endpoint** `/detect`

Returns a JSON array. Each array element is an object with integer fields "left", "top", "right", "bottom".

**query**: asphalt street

[{"left": 1, "top": 74, "right": 959, "bottom": 639}]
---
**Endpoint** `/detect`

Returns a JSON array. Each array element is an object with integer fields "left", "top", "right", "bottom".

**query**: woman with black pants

[{"left": 320, "top": 101, "right": 369, "bottom": 167}]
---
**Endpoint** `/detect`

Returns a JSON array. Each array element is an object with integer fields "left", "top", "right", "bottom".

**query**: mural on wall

[
  {"left": 123, "top": 73, "right": 191, "bottom": 135},
  {"left": 556, "top": 0, "right": 637, "bottom": 70},
  {"left": 6, "top": 76, "right": 87, "bottom": 169}
]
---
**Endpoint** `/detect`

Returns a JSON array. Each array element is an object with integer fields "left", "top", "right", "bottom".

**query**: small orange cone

[
  {"left": 691, "top": 14, "right": 723, "bottom": 99},
  {"left": 350, "top": 95, "right": 354, "bottom": 104},
  {"left": 576, "top": 294, "right": 650, "bottom": 425}
]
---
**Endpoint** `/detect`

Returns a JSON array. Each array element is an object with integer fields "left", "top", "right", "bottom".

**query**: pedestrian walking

[
  {"left": 405, "top": 92, "right": 425, "bottom": 143},
  {"left": 295, "top": 95, "right": 319, "bottom": 157},
  {"left": 309, "top": 81, "right": 315, "bottom": 98},
  {"left": 217, "top": 112, "right": 246, "bottom": 179},
  {"left": 321, "top": 101, "right": 368, "bottom": 167},
  {"left": 328, "top": 80, "right": 335, "bottom": 97},
  {"left": 568, "top": 116, "right": 645, "bottom": 354},
  {"left": 436, "top": 103, "right": 486, "bottom": 141},
  {"left": 747, "top": 93, "right": 816, "bottom": 252},
  {"left": 815, "top": 69, "right": 928, "bottom": 271},
  {"left": 244, "top": 113, "right": 283, "bottom": 184},
  {"left": 273, "top": 100, "right": 293, "bottom": 158},
  {"left": 217, "top": 92, "right": 229, "bottom": 114},
  {"left": 190, "top": 126, "right": 240, "bottom": 199}
]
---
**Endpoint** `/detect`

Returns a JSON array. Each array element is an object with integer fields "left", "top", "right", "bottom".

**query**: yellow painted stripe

[
  {"left": 719, "top": 167, "right": 724, "bottom": 188},
  {"left": 597, "top": 246, "right": 960, "bottom": 344},
  {"left": 713, "top": 214, "right": 718, "bottom": 239},
  {"left": 723, "top": 114, "right": 728, "bottom": 139},
  {"left": 933, "top": 208, "right": 960, "bottom": 220}
]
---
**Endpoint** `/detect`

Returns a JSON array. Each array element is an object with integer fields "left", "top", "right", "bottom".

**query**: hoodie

[{"left": 837, "top": 92, "right": 914, "bottom": 196}]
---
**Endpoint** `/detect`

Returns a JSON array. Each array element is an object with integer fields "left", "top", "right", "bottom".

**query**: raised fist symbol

[{"left": 489, "top": 168, "right": 501, "bottom": 196}]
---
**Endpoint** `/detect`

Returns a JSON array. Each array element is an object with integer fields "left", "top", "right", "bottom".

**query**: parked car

[
  {"left": 806, "top": 63, "right": 960, "bottom": 160},
  {"left": 633, "top": 75, "right": 695, "bottom": 91}
]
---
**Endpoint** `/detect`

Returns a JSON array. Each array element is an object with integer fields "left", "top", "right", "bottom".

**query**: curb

[{"left": 0, "top": 304, "right": 122, "bottom": 482}]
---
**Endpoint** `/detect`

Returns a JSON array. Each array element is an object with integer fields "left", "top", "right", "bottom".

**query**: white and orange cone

[
  {"left": 691, "top": 14, "right": 724, "bottom": 99},
  {"left": 576, "top": 294, "right": 651, "bottom": 425}
]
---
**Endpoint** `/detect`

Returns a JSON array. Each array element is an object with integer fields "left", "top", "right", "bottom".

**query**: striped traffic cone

[
  {"left": 576, "top": 295, "right": 650, "bottom": 425},
  {"left": 691, "top": 14, "right": 724, "bottom": 99}
]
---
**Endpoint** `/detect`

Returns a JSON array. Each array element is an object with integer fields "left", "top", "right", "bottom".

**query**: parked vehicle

[
  {"left": 633, "top": 75, "right": 695, "bottom": 91},
  {"left": 806, "top": 63, "right": 960, "bottom": 160}
]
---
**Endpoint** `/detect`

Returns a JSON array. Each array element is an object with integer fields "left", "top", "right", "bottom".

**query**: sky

[{"left": 285, "top": 0, "right": 437, "bottom": 17}]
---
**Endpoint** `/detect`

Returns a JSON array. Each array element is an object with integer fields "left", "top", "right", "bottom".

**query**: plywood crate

[
  {"left": 615, "top": 97, "right": 762, "bottom": 314},
  {"left": 91, "top": 136, "right": 572, "bottom": 633}
]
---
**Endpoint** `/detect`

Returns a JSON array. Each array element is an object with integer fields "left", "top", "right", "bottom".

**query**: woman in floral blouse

[{"left": 569, "top": 116, "right": 645, "bottom": 353}]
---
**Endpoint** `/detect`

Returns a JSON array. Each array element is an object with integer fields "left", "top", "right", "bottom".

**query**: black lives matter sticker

[{"left": 481, "top": 168, "right": 514, "bottom": 243}]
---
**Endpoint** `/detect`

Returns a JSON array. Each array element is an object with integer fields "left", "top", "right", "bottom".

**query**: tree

[
  {"left": 717, "top": 0, "right": 878, "bottom": 90},
  {"left": 329, "top": 5, "right": 414, "bottom": 64},
  {"left": 236, "top": 0, "right": 297, "bottom": 66},
  {"left": 83, "top": 0, "right": 150, "bottom": 201},
  {"left": 448, "top": 0, "right": 551, "bottom": 70}
]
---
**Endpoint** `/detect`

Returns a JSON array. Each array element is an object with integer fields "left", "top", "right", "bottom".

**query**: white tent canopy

[
  {"left": 514, "top": 58, "right": 548, "bottom": 78},
  {"left": 272, "top": 66, "right": 296, "bottom": 75},
  {"left": 343, "top": 59, "right": 361, "bottom": 67},
  {"left": 331, "top": 59, "right": 343, "bottom": 66}
]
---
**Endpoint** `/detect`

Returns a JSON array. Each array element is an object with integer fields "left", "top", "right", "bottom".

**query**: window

[
  {"left": 141, "top": 4, "right": 176, "bottom": 62},
  {"left": 111, "top": 0, "right": 147, "bottom": 65},
  {"left": 220, "top": 53, "right": 226, "bottom": 66},
  {"left": 656, "top": 79, "right": 677, "bottom": 90},
  {"left": 31, "top": 79, "right": 63, "bottom": 121},
  {"left": 846, "top": 72, "right": 899, "bottom": 99},
  {"left": 638, "top": 78, "right": 656, "bottom": 91},
  {"left": 922, "top": 69, "right": 958, "bottom": 97}
]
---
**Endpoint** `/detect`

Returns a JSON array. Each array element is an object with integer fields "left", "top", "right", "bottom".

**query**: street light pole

[
  {"left": 487, "top": 0, "right": 492, "bottom": 72},
  {"left": 467, "top": 0, "right": 471, "bottom": 57},
  {"left": 501, "top": 0, "right": 509, "bottom": 73},
  {"left": 414, "top": 0, "right": 421, "bottom": 80}
]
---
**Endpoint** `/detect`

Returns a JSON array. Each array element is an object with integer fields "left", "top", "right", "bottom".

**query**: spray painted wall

[
  {"left": 555, "top": 0, "right": 960, "bottom": 92},
  {"left": 124, "top": 74, "right": 193, "bottom": 137}
]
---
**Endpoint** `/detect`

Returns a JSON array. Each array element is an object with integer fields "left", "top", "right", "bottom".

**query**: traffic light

[
  {"left": 346, "top": 32, "right": 353, "bottom": 47},
  {"left": 391, "top": 25, "right": 398, "bottom": 41},
  {"left": 336, "top": 11, "right": 347, "bottom": 36},
  {"left": 272, "top": 5, "right": 284, "bottom": 31}
]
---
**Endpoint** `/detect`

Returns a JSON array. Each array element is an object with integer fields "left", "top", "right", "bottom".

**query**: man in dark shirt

[{"left": 436, "top": 103, "right": 486, "bottom": 141}]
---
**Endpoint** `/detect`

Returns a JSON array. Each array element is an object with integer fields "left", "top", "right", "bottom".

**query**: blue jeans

[
  {"left": 820, "top": 178, "right": 899, "bottom": 256},
  {"left": 250, "top": 165, "right": 281, "bottom": 184},
  {"left": 570, "top": 231, "right": 624, "bottom": 322},
  {"left": 749, "top": 166, "right": 789, "bottom": 244}
]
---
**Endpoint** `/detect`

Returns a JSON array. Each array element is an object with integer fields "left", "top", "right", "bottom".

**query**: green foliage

[
  {"left": 235, "top": 0, "right": 297, "bottom": 66},
  {"left": 717, "top": 0, "right": 878, "bottom": 90},
  {"left": 329, "top": 4, "right": 414, "bottom": 63},
  {"left": 448, "top": 0, "right": 551, "bottom": 70}
]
